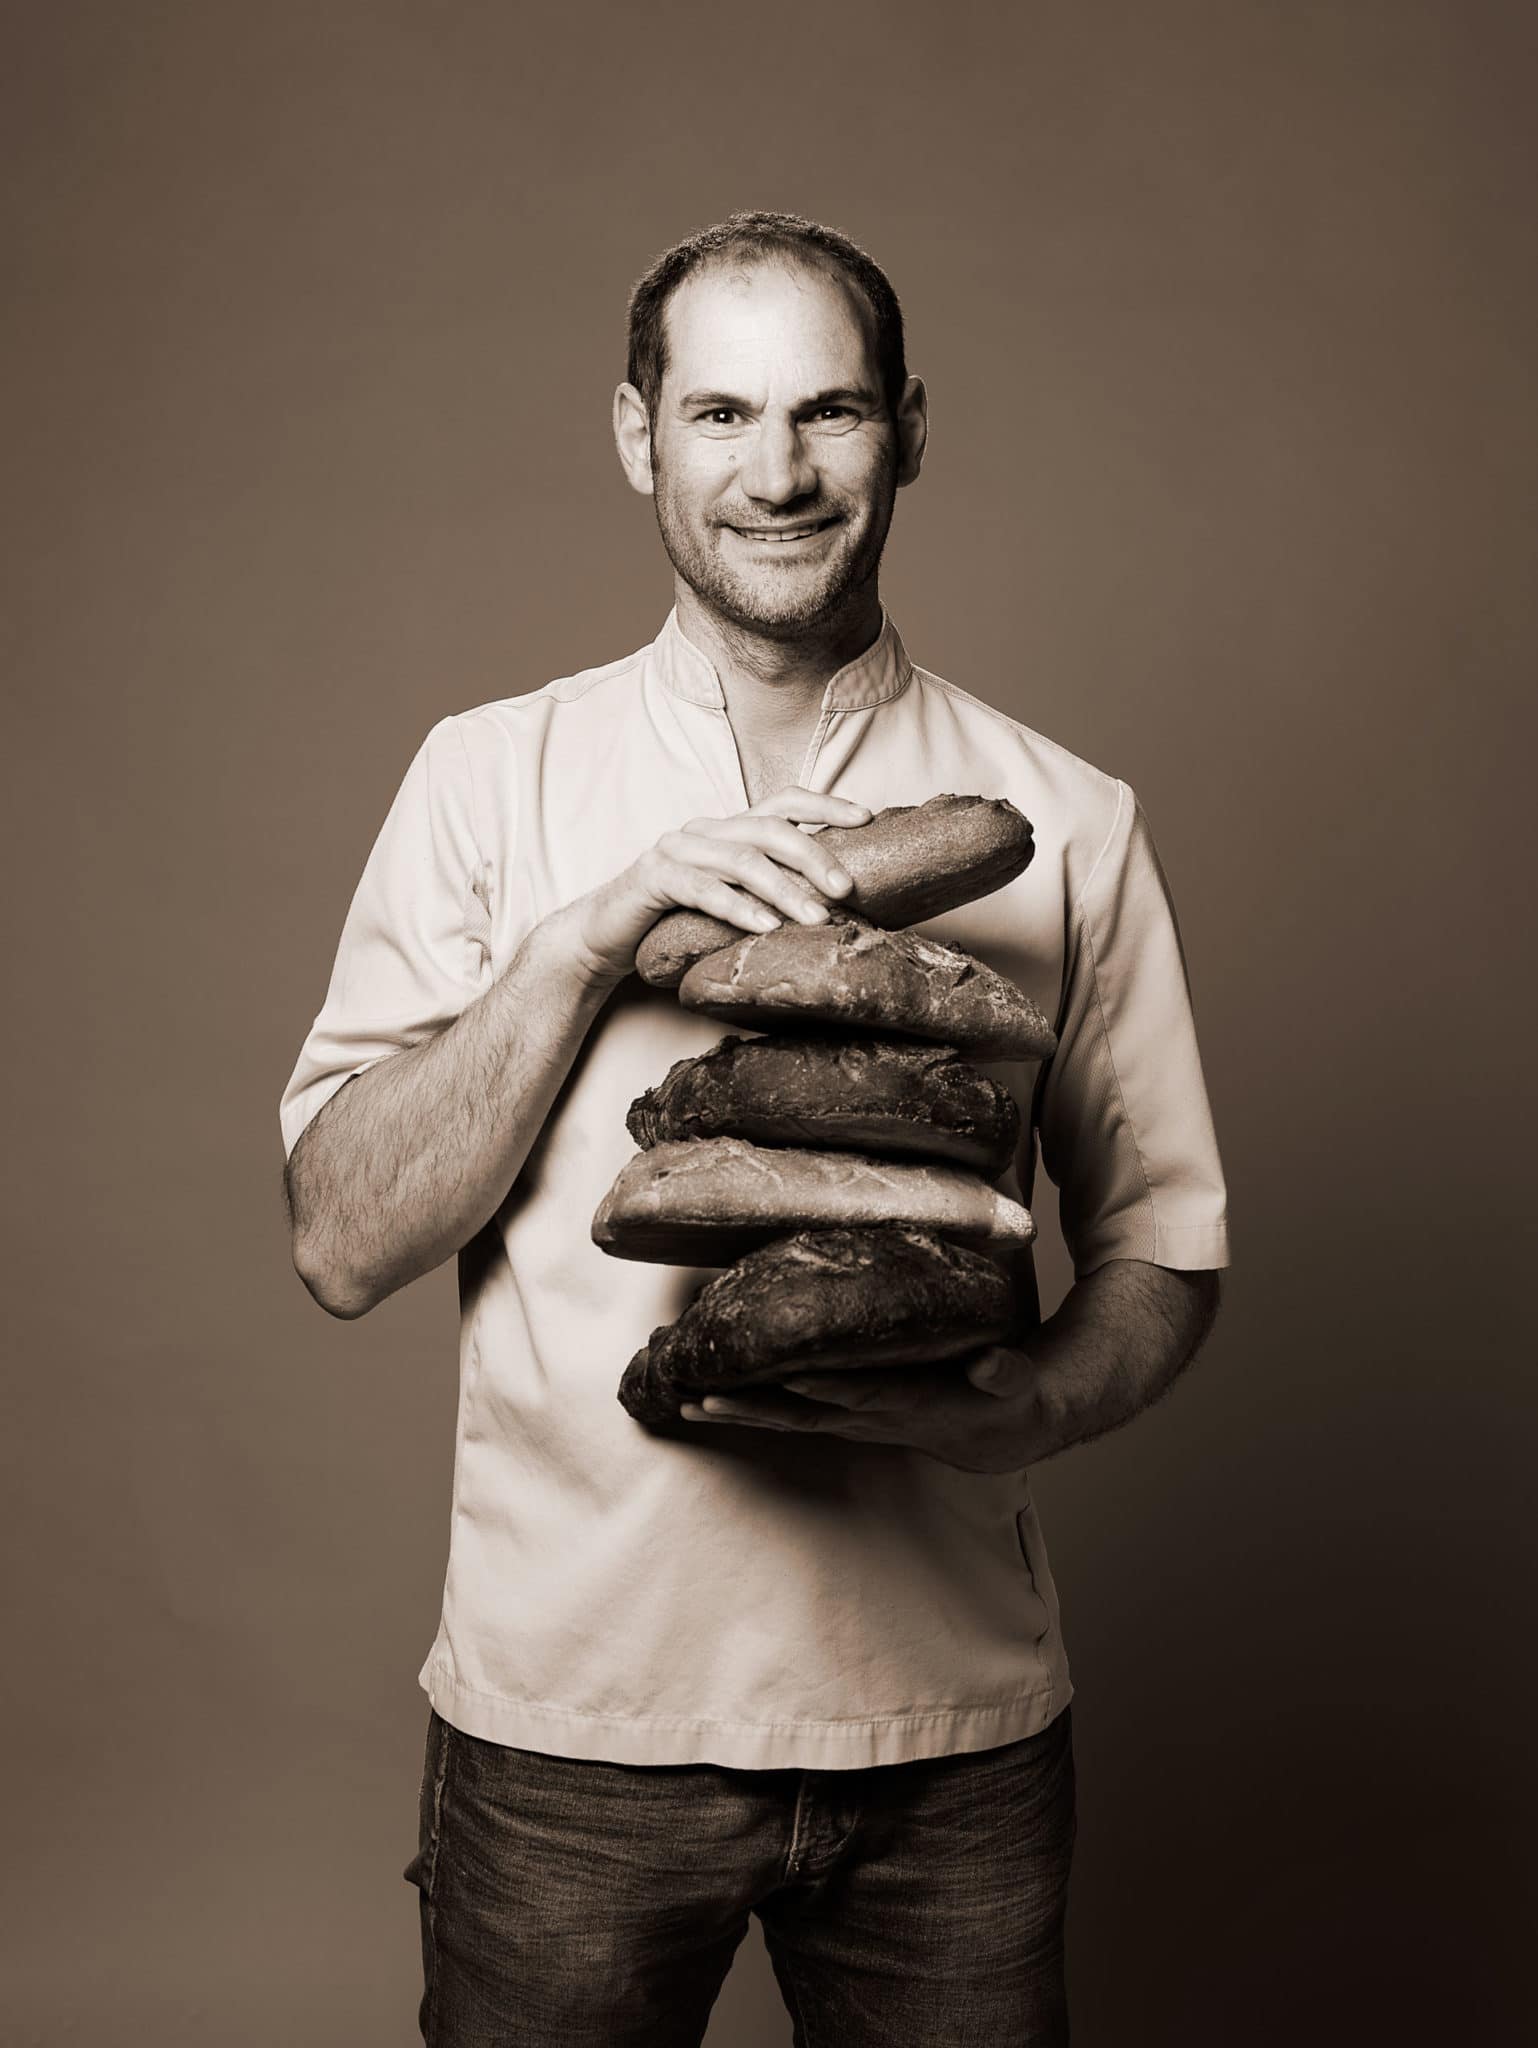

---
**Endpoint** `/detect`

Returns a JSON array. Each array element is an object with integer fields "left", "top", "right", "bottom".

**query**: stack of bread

[{"left": 589, "top": 797, "right": 1059, "bottom": 1429}]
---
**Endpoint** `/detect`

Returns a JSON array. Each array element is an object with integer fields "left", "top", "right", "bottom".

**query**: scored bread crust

[
  {"left": 676, "top": 914, "right": 1058, "bottom": 1063},
  {"left": 634, "top": 794, "right": 1037, "bottom": 989},
  {"left": 591, "top": 1134, "right": 1036, "bottom": 1266},
  {"left": 625, "top": 1031, "right": 1023, "bottom": 1181},
  {"left": 616, "top": 1223, "right": 1017, "bottom": 1426}
]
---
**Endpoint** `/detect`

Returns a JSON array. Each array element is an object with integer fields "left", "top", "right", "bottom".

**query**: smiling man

[
  {"left": 280, "top": 211, "right": 1230, "bottom": 2047},
  {"left": 625, "top": 256, "right": 918, "bottom": 656}
]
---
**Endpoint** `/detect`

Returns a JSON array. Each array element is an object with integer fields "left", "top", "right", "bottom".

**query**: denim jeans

[{"left": 402, "top": 1701, "right": 1076, "bottom": 2046}]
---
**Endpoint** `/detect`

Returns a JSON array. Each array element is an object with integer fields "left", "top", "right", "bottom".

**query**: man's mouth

[{"left": 726, "top": 517, "right": 840, "bottom": 544}]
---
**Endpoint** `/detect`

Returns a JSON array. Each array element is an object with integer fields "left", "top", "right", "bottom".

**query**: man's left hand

[{"left": 678, "top": 1347, "right": 1042, "bottom": 1474}]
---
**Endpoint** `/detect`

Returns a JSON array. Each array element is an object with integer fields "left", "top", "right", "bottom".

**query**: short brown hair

[{"left": 626, "top": 210, "right": 907, "bottom": 423}]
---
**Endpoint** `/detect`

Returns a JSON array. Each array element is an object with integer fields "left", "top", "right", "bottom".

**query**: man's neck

[{"left": 672, "top": 582, "right": 884, "bottom": 745}]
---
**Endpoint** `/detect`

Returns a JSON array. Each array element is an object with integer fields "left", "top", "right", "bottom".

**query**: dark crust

[
  {"left": 625, "top": 1031, "right": 1022, "bottom": 1181},
  {"left": 634, "top": 795, "right": 1037, "bottom": 989},
  {"left": 676, "top": 912, "right": 1058, "bottom": 1063},
  {"left": 616, "top": 1224, "right": 1017, "bottom": 1427}
]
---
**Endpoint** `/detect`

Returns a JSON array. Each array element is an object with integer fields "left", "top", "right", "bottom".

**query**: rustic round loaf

[
  {"left": 675, "top": 913, "right": 1058, "bottom": 1063},
  {"left": 592, "top": 1134, "right": 1036, "bottom": 1266},
  {"left": 617, "top": 1223, "right": 1017, "bottom": 1427},
  {"left": 635, "top": 794, "right": 1036, "bottom": 989}
]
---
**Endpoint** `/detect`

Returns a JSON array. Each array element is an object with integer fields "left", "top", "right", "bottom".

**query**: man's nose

[{"left": 738, "top": 416, "right": 817, "bottom": 506}]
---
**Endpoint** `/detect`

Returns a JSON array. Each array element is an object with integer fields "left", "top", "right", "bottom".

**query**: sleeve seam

[
  {"left": 446, "top": 714, "right": 493, "bottom": 989},
  {"left": 446, "top": 713, "right": 489, "bottom": 867},
  {"left": 1071, "top": 776, "right": 1129, "bottom": 921}
]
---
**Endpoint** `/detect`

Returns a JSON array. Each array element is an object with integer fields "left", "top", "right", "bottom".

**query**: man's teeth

[{"left": 738, "top": 522, "right": 828, "bottom": 541}]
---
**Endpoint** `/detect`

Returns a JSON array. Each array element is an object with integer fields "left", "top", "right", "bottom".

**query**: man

[{"left": 280, "top": 210, "right": 1229, "bottom": 2046}]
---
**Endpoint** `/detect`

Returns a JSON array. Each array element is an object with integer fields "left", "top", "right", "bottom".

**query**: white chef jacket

[{"left": 279, "top": 608, "right": 1230, "bottom": 1768}]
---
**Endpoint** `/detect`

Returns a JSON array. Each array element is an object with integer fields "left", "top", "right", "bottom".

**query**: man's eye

[
  {"left": 701, "top": 408, "right": 739, "bottom": 425},
  {"left": 813, "top": 406, "right": 855, "bottom": 423}
]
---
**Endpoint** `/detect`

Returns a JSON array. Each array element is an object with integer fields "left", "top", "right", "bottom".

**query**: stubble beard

[{"left": 650, "top": 451, "right": 898, "bottom": 642}]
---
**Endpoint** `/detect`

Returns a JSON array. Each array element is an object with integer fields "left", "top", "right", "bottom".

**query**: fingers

[
  {"left": 656, "top": 829, "right": 846, "bottom": 929},
  {"left": 786, "top": 1358, "right": 1023, "bottom": 1408},
  {"left": 681, "top": 812, "right": 859, "bottom": 906},
  {"left": 634, "top": 790, "right": 870, "bottom": 943},
  {"left": 679, "top": 1389, "right": 832, "bottom": 1430},
  {"left": 749, "top": 788, "right": 871, "bottom": 827},
  {"left": 780, "top": 1372, "right": 893, "bottom": 1409},
  {"left": 645, "top": 853, "right": 793, "bottom": 934}
]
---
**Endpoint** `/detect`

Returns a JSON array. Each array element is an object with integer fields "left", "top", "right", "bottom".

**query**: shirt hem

[
  {"left": 1074, "top": 1221, "right": 1231, "bottom": 1277},
  {"left": 419, "top": 1657, "right": 1073, "bottom": 1770}
]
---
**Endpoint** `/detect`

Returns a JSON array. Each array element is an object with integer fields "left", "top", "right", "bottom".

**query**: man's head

[
  {"left": 613, "top": 211, "right": 927, "bottom": 641},
  {"left": 626, "top": 212, "right": 910, "bottom": 431}
]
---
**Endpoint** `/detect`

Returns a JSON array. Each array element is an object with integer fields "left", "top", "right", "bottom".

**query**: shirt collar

[{"left": 652, "top": 606, "right": 914, "bottom": 713}]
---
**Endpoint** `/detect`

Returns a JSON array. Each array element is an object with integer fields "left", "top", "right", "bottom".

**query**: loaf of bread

[
  {"left": 635, "top": 794, "right": 1037, "bottom": 989},
  {"left": 626, "top": 1030, "right": 1023, "bottom": 1180},
  {"left": 617, "top": 1223, "right": 1016, "bottom": 1425},
  {"left": 675, "top": 913, "right": 1057, "bottom": 1063},
  {"left": 592, "top": 1134, "right": 1036, "bottom": 1266}
]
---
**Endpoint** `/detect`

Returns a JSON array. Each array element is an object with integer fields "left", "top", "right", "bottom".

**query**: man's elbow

[
  {"left": 291, "top": 1235, "right": 379, "bottom": 1321},
  {"left": 285, "top": 1144, "right": 381, "bottom": 1320}
]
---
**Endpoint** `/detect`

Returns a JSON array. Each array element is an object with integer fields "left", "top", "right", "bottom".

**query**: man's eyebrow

[
  {"left": 800, "top": 386, "right": 880, "bottom": 411},
  {"left": 676, "top": 386, "right": 881, "bottom": 412}
]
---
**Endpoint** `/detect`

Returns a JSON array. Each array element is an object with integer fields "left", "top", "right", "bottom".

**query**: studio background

[{"left": 5, "top": 2, "right": 1532, "bottom": 2041}]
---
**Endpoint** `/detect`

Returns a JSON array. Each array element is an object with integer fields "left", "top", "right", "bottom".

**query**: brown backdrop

[{"left": 5, "top": 2, "right": 1533, "bottom": 2041}]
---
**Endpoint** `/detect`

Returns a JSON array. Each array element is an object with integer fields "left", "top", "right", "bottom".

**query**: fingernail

[
  {"left": 802, "top": 901, "right": 829, "bottom": 922},
  {"left": 826, "top": 868, "right": 852, "bottom": 892}
]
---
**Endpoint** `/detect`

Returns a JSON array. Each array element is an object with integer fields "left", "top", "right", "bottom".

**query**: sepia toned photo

[{"left": 5, "top": 3, "right": 1531, "bottom": 2043}]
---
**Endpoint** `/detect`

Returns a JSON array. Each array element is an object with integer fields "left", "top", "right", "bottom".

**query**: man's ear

[
  {"left": 613, "top": 383, "right": 655, "bottom": 497},
  {"left": 895, "top": 375, "right": 928, "bottom": 489}
]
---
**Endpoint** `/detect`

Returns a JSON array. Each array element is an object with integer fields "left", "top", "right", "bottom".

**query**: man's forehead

[{"left": 660, "top": 255, "right": 878, "bottom": 391}]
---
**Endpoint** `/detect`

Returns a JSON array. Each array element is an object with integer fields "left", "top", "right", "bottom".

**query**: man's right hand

[{"left": 553, "top": 787, "right": 873, "bottom": 989}]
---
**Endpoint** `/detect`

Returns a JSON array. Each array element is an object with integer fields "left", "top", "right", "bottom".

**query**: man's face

[{"left": 644, "top": 259, "right": 904, "bottom": 637}]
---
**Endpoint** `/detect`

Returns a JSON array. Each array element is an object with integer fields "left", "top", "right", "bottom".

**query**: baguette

[
  {"left": 617, "top": 1224, "right": 1016, "bottom": 1426},
  {"left": 635, "top": 794, "right": 1036, "bottom": 989},
  {"left": 626, "top": 1030, "right": 1022, "bottom": 1180},
  {"left": 592, "top": 1134, "right": 1036, "bottom": 1266},
  {"left": 676, "top": 913, "right": 1057, "bottom": 1063}
]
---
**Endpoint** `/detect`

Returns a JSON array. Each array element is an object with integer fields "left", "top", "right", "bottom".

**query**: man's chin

[
  {"left": 691, "top": 563, "right": 869, "bottom": 638},
  {"left": 717, "top": 593, "right": 845, "bottom": 636}
]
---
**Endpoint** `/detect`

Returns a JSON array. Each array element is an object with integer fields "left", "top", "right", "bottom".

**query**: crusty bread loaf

[
  {"left": 617, "top": 1223, "right": 1016, "bottom": 1425},
  {"left": 675, "top": 913, "right": 1057, "bottom": 1063},
  {"left": 592, "top": 1134, "right": 1036, "bottom": 1266},
  {"left": 635, "top": 794, "right": 1036, "bottom": 989},
  {"left": 626, "top": 1030, "right": 1022, "bottom": 1180}
]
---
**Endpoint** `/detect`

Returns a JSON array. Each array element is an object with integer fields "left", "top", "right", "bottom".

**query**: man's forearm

[
  {"left": 284, "top": 907, "right": 615, "bottom": 1318},
  {"left": 1008, "top": 1259, "right": 1222, "bottom": 1465}
]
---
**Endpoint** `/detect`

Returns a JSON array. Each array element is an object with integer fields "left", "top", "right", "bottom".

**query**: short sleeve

[
  {"left": 278, "top": 716, "right": 494, "bottom": 1161},
  {"left": 1035, "top": 780, "right": 1231, "bottom": 1277}
]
